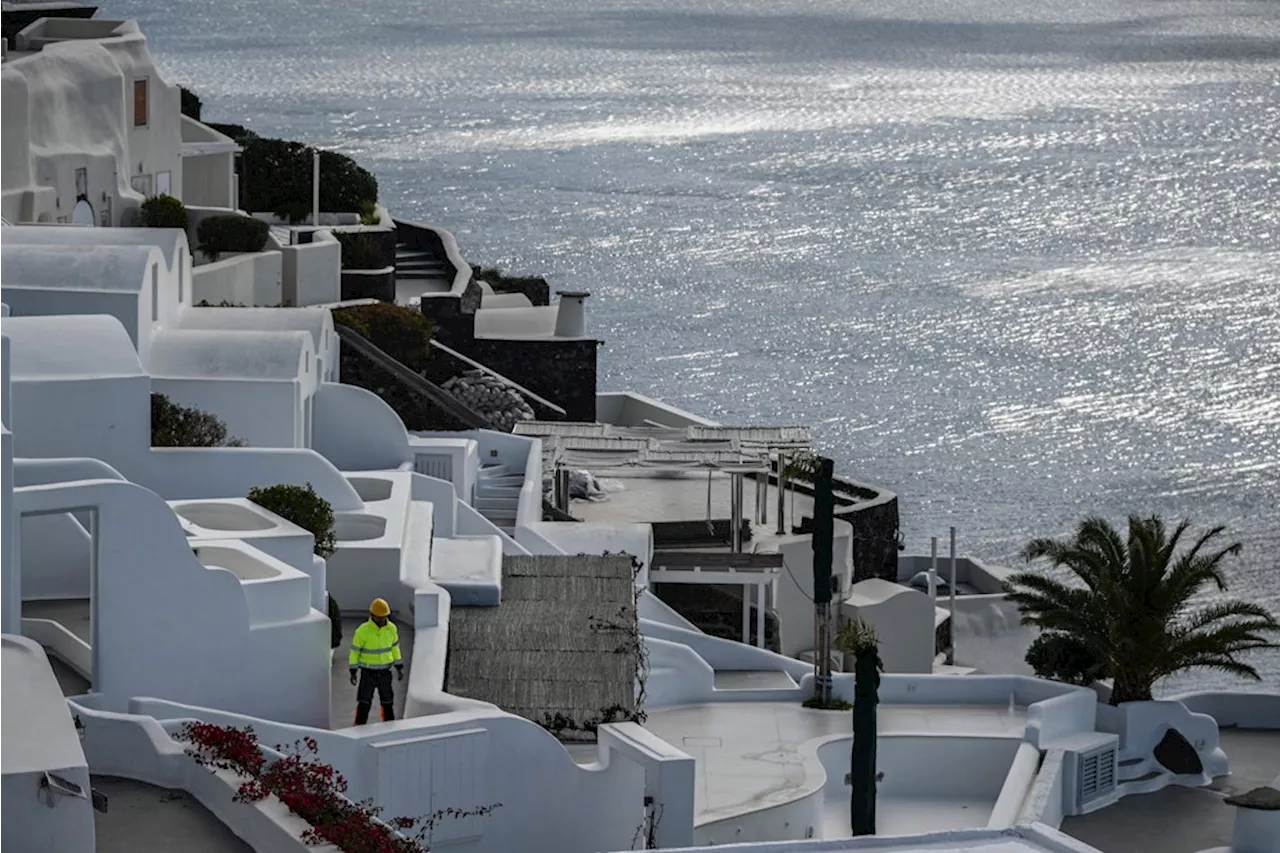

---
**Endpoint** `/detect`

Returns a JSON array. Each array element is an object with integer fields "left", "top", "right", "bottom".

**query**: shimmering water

[{"left": 113, "top": 0, "right": 1280, "bottom": 690}]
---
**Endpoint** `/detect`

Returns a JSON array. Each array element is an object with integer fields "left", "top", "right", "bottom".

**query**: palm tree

[
  {"left": 1005, "top": 515, "right": 1279, "bottom": 704},
  {"left": 836, "top": 620, "right": 882, "bottom": 836}
]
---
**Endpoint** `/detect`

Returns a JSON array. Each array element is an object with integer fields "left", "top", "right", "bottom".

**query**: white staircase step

[
  {"left": 476, "top": 485, "right": 521, "bottom": 499},
  {"left": 476, "top": 497, "right": 519, "bottom": 512}
]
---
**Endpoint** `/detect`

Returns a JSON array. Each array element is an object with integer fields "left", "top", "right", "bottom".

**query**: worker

[{"left": 349, "top": 598, "right": 404, "bottom": 725}]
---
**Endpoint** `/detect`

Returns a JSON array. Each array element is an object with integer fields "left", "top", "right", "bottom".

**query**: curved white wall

[{"left": 311, "top": 382, "right": 410, "bottom": 471}]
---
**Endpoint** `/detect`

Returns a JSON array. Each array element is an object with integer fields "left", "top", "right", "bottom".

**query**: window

[
  {"left": 156, "top": 171, "right": 171, "bottom": 197},
  {"left": 133, "top": 79, "right": 148, "bottom": 127},
  {"left": 74, "top": 167, "right": 88, "bottom": 198},
  {"left": 130, "top": 174, "right": 153, "bottom": 196}
]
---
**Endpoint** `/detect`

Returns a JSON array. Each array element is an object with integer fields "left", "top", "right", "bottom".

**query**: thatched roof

[{"left": 447, "top": 555, "right": 638, "bottom": 740}]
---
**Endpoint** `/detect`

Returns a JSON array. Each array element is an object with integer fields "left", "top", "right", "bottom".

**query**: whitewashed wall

[
  {"left": 15, "top": 478, "right": 330, "bottom": 728},
  {"left": 280, "top": 230, "right": 341, "bottom": 306},
  {"left": 311, "top": 382, "right": 411, "bottom": 471},
  {"left": 191, "top": 251, "right": 283, "bottom": 307},
  {"left": 153, "top": 377, "right": 302, "bottom": 448}
]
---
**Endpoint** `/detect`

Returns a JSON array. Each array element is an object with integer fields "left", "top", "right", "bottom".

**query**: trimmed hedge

[
  {"left": 150, "top": 393, "right": 245, "bottom": 447},
  {"left": 180, "top": 86, "right": 202, "bottom": 121},
  {"left": 140, "top": 195, "right": 189, "bottom": 230},
  {"left": 197, "top": 214, "right": 269, "bottom": 260},
  {"left": 238, "top": 136, "right": 378, "bottom": 224},
  {"left": 332, "top": 303, "right": 446, "bottom": 429},
  {"left": 247, "top": 483, "right": 337, "bottom": 558},
  {"left": 334, "top": 232, "right": 385, "bottom": 270},
  {"left": 328, "top": 594, "right": 342, "bottom": 649},
  {"left": 1025, "top": 632, "right": 1108, "bottom": 686}
]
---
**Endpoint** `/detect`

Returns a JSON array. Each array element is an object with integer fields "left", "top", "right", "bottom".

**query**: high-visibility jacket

[{"left": 349, "top": 620, "right": 402, "bottom": 671}]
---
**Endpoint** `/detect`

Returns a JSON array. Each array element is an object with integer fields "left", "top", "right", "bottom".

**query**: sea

[{"left": 108, "top": 0, "right": 1280, "bottom": 693}]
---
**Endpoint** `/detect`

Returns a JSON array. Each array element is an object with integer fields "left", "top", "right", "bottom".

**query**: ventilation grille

[
  {"left": 414, "top": 453, "right": 454, "bottom": 483},
  {"left": 1079, "top": 745, "right": 1117, "bottom": 803}
]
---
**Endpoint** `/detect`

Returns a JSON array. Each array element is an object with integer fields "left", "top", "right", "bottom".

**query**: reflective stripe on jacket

[{"left": 349, "top": 620, "right": 402, "bottom": 670}]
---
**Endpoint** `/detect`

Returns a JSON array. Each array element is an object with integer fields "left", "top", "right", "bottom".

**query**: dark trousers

[{"left": 354, "top": 668, "right": 395, "bottom": 725}]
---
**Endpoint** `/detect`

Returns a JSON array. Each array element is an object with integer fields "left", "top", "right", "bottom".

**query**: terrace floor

[
  {"left": 329, "top": 617, "right": 413, "bottom": 729},
  {"left": 23, "top": 597, "right": 91, "bottom": 642},
  {"left": 643, "top": 701, "right": 1026, "bottom": 824},
  {"left": 571, "top": 470, "right": 814, "bottom": 536},
  {"left": 1061, "top": 728, "right": 1280, "bottom": 853}
]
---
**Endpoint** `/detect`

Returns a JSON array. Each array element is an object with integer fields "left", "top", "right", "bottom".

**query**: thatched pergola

[{"left": 446, "top": 554, "right": 639, "bottom": 741}]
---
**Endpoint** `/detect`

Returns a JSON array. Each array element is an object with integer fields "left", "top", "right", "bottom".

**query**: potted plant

[
  {"left": 335, "top": 232, "right": 395, "bottom": 301},
  {"left": 1005, "top": 515, "right": 1278, "bottom": 769}
]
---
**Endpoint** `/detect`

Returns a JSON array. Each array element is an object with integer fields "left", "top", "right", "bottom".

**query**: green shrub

[
  {"left": 1025, "top": 632, "right": 1108, "bottom": 686},
  {"left": 333, "top": 303, "right": 434, "bottom": 371},
  {"left": 237, "top": 136, "right": 378, "bottom": 224},
  {"left": 180, "top": 86, "right": 202, "bottom": 121},
  {"left": 150, "top": 393, "right": 245, "bottom": 447},
  {"left": 328, "top": 594, "right": 343, "bottom": 649},
  {"left": 358, "top": 200, "right": 381, "bottom": 226},
  {"left": 246, "top": 483, "right": 336, "bottom": 558},
  {"left": 140, "top": 195, "right": 189, "bottom": 230},
  {"left": 331, "top": 303, "right": 443, "bottom": 429},
  {"left": 335, "top": 232, "right": 385, "bottom": 270},
  {"left": 197, "top": 214, "right": 269, "bottom": 260},
  {"left": 205, "top": 122, "right": 259, "bottom": 145}
]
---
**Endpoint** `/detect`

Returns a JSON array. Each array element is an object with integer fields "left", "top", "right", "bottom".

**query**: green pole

[
  {"left": 850, "top": 647, "right": 880, "bottom": 835},
  {"left": 812, "top": 456, "right": 835, "bottom": 701}
]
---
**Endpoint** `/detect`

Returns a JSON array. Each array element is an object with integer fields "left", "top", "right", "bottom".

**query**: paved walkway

[
  {"left": 92, "top": 776, "right": 251, "bottom": 853},
  {"left": 644, "top": 701, "right": 1026, "bottom": 823},
  {"left": 1062, "top": 729, "right": 1280, "bottom": 853},
  {"left": 23, "top": 598, "right": 91, "bottom": 641}
]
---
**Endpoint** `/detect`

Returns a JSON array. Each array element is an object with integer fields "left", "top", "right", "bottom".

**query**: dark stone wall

[
  {"left": 780, "top": 471, "right": 901, "bottom": 583},
  {"left": 340, "top": 269, "right": 395, "bottom": 301},
  {"left": 455, "top": 336, "right": 599, "bottom": 422},
  {"left": 837, "top": 494, "right": 901, "bottom": 584},
  {"left": 477, "top": 273, "right": 551, "bottom": 306},
  {"left": 361, "top": 226, "right": 398, "bottom": 269}
]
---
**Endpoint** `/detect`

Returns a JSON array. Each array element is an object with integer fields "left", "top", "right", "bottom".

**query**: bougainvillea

[{"left": 182, "top": 723, "right": 499, "bottom": 853}]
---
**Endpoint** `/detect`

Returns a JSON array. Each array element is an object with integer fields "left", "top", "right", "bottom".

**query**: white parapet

[{"left": 1, "top": 635, "right": 95, "bottom": 853}]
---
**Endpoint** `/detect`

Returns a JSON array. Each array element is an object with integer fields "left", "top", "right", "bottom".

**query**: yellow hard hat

[{"left": 369, "top": 598, "right": 390, "bottom": 617}]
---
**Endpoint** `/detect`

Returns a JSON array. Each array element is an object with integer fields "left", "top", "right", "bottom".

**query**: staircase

[
  {"left": 475, "top": 463, "right": 526, "bottom": 536},
  {"left": 394, "top": 241, "right": 452, "bottom": 304}
]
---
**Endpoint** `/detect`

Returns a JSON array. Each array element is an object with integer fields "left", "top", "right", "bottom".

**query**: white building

[
  {"left": 2, "top": 17, "right": 235, "bottom": 225},
  {"left": 1, "top": 13, "right": 1277, "bottom": 853}
]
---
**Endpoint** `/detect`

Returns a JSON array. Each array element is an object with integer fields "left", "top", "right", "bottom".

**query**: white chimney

[
  {"left": 554, "top": 290, "right": 589, "bottom": 338},
  {"left": 1226, "top": 786, "right": 1280, "bottom": 853}
]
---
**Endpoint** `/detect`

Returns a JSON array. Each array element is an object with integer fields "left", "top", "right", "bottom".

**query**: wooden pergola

[
  {"left": 649, "top": 550, "right": 785, "bottom": 648},
  {"left": 513, "top": 421, "right": 813, "bottom": 552}
]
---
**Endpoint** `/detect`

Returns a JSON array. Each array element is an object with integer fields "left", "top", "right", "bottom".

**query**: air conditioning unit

[
  {"left": 414, "top": 452, "right": 453, "bottom": 482},
  {"left": 1060, "top": 731, "right": 1120, "bottom": 815}
]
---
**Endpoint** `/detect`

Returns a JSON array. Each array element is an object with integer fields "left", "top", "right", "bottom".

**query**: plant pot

[
  {"left": 340, "top": 266, "right": 395, "bottom": 301},
  {"left": 1095, "top": 699, "right": 1226, "bottom": 780}
]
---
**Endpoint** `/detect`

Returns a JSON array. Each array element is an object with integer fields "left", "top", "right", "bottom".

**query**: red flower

[{"left": 178, "top": 722, "right": 475, "bottom": 853}]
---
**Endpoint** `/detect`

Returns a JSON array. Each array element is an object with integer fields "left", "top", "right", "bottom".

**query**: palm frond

[{"left": 1014, "top": 514, "right": 1264, "bottom": 698}]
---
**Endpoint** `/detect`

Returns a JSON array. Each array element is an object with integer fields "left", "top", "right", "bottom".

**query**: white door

[{"left": 71, "top": 199, "right": 95, "bottom": 226}]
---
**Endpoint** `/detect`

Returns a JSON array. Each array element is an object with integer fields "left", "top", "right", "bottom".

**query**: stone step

[
  {"left": 396, "top": 270, "right": 450, "bottom": 281},
  {"left": 397, "top": 259, "right": 446, "bottom": 271},
  {"left": 476, "top": 485, "right": 522, "bottom": 499},
  {"left": 476, "top": 497, "right": 520, "bottom": 512},
  {"left": 482, "top": 508, "right": 518, "bottom": 523}
]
